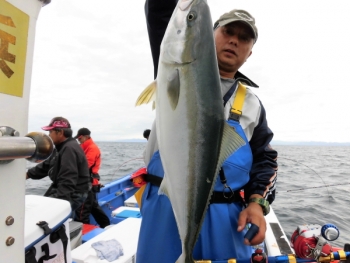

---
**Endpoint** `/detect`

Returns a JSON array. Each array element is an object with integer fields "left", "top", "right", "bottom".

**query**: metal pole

[
  {"left": 0, "top": 132, "right": 53, "bottom": 163},
  {"left": 0, "top": 137, "right": 36, "bottom": 160}
]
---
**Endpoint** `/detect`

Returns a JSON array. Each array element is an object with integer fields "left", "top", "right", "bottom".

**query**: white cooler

[
  {"left": 25, "top": 195, "right": 72, "bottom": 263},
  {"left": 71, "top": 217, "right": 142, "bottom": 263}
]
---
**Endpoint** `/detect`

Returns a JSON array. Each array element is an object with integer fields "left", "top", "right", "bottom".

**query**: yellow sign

[{"left": 0, "top": 0, "right": 29, "bottom": 97}]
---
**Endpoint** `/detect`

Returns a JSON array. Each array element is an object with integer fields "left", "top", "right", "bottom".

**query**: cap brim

[
  {"left": 41, "top": 126, "right": 55, "bottom": 131},
  {"left": 218, "top": 18, "right": 257, "bottom": 39},
  {"left": 73, "top": 134, "right": 79, "bottom": 139}
]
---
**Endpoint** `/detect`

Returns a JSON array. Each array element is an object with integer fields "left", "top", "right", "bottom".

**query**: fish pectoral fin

[
  {"left": 217, "top": 123, "right": 246, "bottom": 171},
  {"left": 135, "top": 80, "right": 157, "bottom": 107},
  {"left": 167, "top": 69, "right": 180, "bottom": 110}
]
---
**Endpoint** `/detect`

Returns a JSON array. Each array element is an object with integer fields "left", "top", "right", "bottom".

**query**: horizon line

[{"left": 95, "top": 139, "right": 350, "bottom": 145}]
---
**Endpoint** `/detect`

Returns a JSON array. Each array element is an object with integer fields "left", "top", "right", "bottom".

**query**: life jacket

[
  {"left": 135, "top": 81, "right": 252, "bottom": 207},
  {"left": 130, "top": 167, "right": 148, "bottom": 207},
  {"left": 214, "top": 81, "right": 252, "bottom": 193},
  {"left": 136, "top": 82, "right": 254, "bottom": 262},
  {"left": 130, "top": 167, "right": 147, "bottom": 187}
]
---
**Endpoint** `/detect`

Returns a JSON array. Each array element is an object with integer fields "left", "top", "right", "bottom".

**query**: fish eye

[{"left": 187, "top": 12, "right": 197, "bottom": 21}]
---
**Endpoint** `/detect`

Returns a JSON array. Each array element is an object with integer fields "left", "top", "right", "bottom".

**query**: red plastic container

[{"left": 82, "top": 224, "right": 100, "bottom": 235}]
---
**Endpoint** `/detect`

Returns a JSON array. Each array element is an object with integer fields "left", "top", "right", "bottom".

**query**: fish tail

[{"left": 176, "top": 252, "right": 194, "bottom": 263}]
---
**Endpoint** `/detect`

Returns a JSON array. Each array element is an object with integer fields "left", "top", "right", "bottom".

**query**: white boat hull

[{"left": 0, "top": 0, "right": 44, "bottom": 262}]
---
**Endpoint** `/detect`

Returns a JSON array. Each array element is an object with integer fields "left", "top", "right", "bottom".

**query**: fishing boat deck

[{"left": 71, "top": 217, "right": 141, "bottom": 263}]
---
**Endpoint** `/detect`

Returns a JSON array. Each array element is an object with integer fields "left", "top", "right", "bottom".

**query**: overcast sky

[{"left": 29, "top": 0, "right": 350, "bottom": 142}]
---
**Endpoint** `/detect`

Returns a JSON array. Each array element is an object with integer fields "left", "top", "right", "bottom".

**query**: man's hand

[{"left": 237, "top": 196, "right": 267, "bottom": 246}]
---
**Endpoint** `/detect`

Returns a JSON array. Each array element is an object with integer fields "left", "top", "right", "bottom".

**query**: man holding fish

[{"left": 136, "top": 0, "right": 277, "bottom": 262}]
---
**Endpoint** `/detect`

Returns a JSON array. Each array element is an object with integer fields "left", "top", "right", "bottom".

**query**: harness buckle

[{"left": 229, "top": 108, "right": 242, "bottom": 121}]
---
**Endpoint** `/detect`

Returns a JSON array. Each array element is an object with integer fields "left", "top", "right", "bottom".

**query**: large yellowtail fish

[{"left": 136, "top": 0, "right": 246, "bottom": 262}]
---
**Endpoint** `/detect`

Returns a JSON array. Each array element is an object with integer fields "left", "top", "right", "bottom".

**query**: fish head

[{"left": 160, "top": 0, "right": 215, "bottom": 65}]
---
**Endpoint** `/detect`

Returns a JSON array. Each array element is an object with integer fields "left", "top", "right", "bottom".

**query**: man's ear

[
  {"left": 246, "top": 51, "right": 252, "bottom": 62},
  {"left": 248, "top": 50, "right": 252, "bottom": 58}
]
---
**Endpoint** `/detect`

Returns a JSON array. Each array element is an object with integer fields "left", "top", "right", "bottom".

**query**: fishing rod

[
  {"left": 112, "top": 157, "right": 144, "bottom": 177},
  {"left": 277, "top": 157, "right": 335, "bottom": 201},
  {"left": 276, "top": 182, "right": 350, "bottom": 193},
  {"left": 113, "top": 156, "right": 349, "bottom": 193}
]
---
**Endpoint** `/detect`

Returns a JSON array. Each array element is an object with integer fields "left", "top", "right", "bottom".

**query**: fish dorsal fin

[
  {"left": 216, "top": 123, "right": 246, "bottom": 175},
  {"left": 167, "top": 69, "right": 180, "bottom": 110},
  {"left": 160, "top": 123, "right": 246, "bottom": 198},
  {"left": 135, "top": 80, "right": 157, "bottom": 107}
]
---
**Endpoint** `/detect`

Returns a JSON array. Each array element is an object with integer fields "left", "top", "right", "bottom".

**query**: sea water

[
  {"left": 25, "top": 143, "right": 350, "bottom": 248},
  {"left": 272, "top": 145, "right": 350, "bottom": 248}
]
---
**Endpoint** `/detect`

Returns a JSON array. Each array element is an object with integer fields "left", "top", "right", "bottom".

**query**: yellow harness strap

[
  {"left": 135, "top": 184, "right": 146, "bottom": 208},
  {"left": 230, "top": 81, "right": 247, "bottom": 120}
]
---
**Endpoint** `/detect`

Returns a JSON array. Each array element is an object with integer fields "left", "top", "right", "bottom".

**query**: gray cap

[{"left": 214, "top": 9, "right": 258, "bottom": 43}]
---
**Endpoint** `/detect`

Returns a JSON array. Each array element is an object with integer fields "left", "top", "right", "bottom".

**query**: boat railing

[
  {"left": 90, "top": 172, "right": 139, "bottom": 225},
  {"left": 0, "top": 126, "right": 53, "bottom": 164}
]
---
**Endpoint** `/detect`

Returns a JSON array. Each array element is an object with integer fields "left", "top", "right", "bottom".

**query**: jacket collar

[
  {"left": 55, "top": 137, "right": 74, "bottom": 152},
  {"left": 235, "top": 71, "right": 259, "bottom": 88},
  {"left": 81, "top": 137, "right": 94, "bottom": 150}
]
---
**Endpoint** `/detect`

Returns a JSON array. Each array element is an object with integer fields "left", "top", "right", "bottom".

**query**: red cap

[{"left": 42, "top": 117, "right": 71, "bottom": 131}]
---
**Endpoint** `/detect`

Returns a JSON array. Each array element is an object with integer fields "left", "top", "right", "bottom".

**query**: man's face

[
  {"left": 77, "top": 135, "right": 87, "bottom": 144},
  {"left": 214, "top": 21, "right": 255, "bottom": 77},
  {"left": 49, "top": 129, "right": 63, "bottom": 145}
]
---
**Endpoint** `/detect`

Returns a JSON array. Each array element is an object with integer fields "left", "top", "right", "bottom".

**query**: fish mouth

[
  {"left": 162, "top": 57, "right": 196, "bottom": 65},
  {"left": 173, "top": 59, "right": 196, "bottom": 65},
  {"left": 161, "top": 58, "right": 196, "bottom": 66},
  {"left": 161, "top": 41, "right": 197, "bottom": 65}
]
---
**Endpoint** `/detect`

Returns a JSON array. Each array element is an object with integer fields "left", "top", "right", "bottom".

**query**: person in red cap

[
  {"left": 74, "top": 127, "right": 110, "bottom": 228},
  {"left": 26, "top": 117, "right": 91, "bottom": 219}
]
